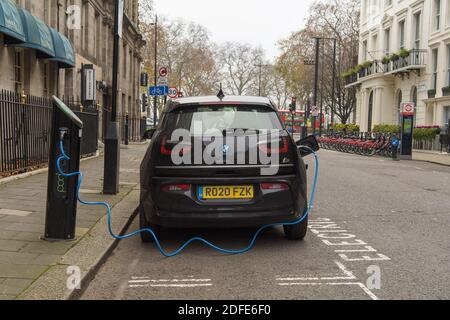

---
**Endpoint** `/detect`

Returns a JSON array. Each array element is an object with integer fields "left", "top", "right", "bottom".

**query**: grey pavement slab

[
  {"left": 0, "top": 240, "right": 28, "bottom": 252},
  {"left": 0, "top": 142, "right": 148, "bottom": 299},
  {"left": 0, "top": 209, "right": 32, "bottom": 217},
  {"left": 0, "top": 279, "right": 34, "bottom": 296},
  {"left": 0, "top": 264, "right": 48, "bottom": 279}
]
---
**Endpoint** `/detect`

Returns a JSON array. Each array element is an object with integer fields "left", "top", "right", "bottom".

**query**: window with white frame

[
  {"left": 384, "top": 28, "right": 390, "bottom": 55},
  {"left": 385, "top": 0, "right": 392, "bottom": 8},
  {"left": 372, "top": 34, "right": 378, "bottom": 59},
  {"left": 413, "top": 12, "right": 421, "bottom": 49},
  {"left": 447, "top": 44, "right": 450, "bottom": 86},
  {"left": 432, "top": 48, "right": 439, "bottom": 89},
  {"left": 14, "top": 50, "right": 23, "bottom": 93},
  {"left": 43, "top": 62, "right": 50, "bottom": 97},
  {"left": 434, "top": 0, "right": 441, "bottom": 31},
  {"left": 362, "top": 40, "right": 368, "bottom": 61},
  {"left": 399, "top": 20, "right": 405, "bottom": 50}
]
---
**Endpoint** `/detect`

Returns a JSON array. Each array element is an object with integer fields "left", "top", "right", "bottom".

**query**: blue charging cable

[{"left": 57, "top": 140, "right": 319, "bottom": 257}]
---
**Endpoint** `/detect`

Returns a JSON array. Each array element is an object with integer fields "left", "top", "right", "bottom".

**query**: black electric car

[{"left": 139, "top": 94, "right": 318, "bottom": 242}]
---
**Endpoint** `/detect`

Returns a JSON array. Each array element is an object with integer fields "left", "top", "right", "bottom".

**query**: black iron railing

[
  {"left": 391, "top": 49, "right": 427, "bottom": 72},
  {"left": 0, "top": 90, "right": 99, "bottom": 176},
  {"left": 119, "top": 114, "right": 146, "bottom": 144}
]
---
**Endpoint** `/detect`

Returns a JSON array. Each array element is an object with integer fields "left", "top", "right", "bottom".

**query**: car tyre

[
  {"left": 139, "top": 205, "right": 160, "bottom": 243},
  {"left": 283, "top": 214, "right": 308, "bottom": 241}
]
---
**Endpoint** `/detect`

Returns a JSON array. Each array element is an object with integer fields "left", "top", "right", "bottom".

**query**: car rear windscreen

[{"left": 163, "top": 105, "right": 283, "bottom": 134}]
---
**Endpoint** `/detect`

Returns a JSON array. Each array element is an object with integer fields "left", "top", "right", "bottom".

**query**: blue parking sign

[{"left": 149, "top": 86, "right": 168, "bottom": 96}]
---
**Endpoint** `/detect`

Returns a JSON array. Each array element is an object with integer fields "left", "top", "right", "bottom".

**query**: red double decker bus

[{"left": 278, "top": 110, "right": 323, "bottom": 133}]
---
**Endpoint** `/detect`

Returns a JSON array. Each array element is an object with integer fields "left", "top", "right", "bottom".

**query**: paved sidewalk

[
  {"left": 413, "top": 149, "right": 450, "bottom": 166},
  {"left": 0, "top": 143, "right": 148, "bottom": 299}
]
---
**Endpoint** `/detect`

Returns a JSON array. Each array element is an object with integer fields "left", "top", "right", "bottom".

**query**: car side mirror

[
  {"left": 296, "top": 135, "right": 320, "bottom": 157},
  {"left": 144, "top": 128, "right": 156, "bottom": 140}
]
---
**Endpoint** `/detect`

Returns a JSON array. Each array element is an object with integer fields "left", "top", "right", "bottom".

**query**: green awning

[
  {"left": 48, "top": 28, "right": 75, "bottom": 68},
  {"left": 16, "top": 8, "right": 55, "bottom": 58},
  {"left": 0, "top": 0, "right": 26, "bottom": 43}
]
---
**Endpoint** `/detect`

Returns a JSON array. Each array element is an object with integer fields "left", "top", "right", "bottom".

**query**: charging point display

[{"left": 43, "top": 96, "right": 83, "bottom": 241}]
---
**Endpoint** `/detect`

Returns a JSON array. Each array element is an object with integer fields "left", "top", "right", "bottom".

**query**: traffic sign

[
  {"left": 157, "top": 76, "right": 169, "bottom": 87},
  {"left": 311, "top": 105, "right": 319, "bottom": 117},
  {"left": 401, "top": 102, "right": 415, "bottom": 116},
  {"left": 149, "top": 86, "right": 168, "bottom": 96},
  {"left": 159, "top": 67, "right": 168, "bottom": 78},
  {"left": 168, "top": 87, "right": 178, "bottom": 98}
]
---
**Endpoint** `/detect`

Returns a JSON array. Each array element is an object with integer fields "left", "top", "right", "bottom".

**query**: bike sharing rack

[{"left": 42, "top": 96, "right": 83, "bottom": 242}]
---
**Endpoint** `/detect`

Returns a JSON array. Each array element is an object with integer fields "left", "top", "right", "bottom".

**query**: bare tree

[
  {"left": 141, "top": 17, "right": 219, "bottom": 99},
  {"left": 218, "top": 43, "right": 265, "bottom": 95},
  {"left": 276, "top": 0, "right": 360, "bottom": 123}
]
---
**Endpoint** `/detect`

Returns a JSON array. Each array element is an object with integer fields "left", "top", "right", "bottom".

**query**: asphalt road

[{"left": 80, "top": 150, "right": 450, "bottom": 300}]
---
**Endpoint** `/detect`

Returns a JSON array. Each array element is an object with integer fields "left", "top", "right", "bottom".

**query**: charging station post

[
  {"left": 399, "top": 102, "right": 415, "bottom": 160},
  {"left": 43, "top": 97, "right": 83, "bottom": 241}
]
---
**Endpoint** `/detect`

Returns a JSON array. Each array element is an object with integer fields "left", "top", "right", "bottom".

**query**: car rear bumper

[
  {"left": 140, "top": 175, "right": 306, "bottom": 228},
  {"left": 151, "top": 209, "right": 301, "bottom": 228}
]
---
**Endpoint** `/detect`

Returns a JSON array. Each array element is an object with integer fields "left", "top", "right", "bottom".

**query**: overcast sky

[{"left": 153, "top": 0, "right": 316, "bottom": 61}]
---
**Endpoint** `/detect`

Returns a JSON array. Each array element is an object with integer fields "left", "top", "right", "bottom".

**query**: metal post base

[
  {"left": 103, "top": 122, "right": 120, "bottom": 195},
  {"left": 40, "top": 236, "right": 78, "bottom": 243}
]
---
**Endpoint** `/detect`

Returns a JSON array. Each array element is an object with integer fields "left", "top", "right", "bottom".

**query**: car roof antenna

[{"left": 217, "top": 84, "right": 225, "bottom": 101}]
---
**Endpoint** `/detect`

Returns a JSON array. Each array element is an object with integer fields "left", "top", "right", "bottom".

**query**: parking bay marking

[
  {"left": 309, "top": 218, "right": 391, "bottom": 262},
  {"left": 128, "top": 277, "right": 213, "bottom": 288},
  {"left": 276, "top": 260, "right": 379, "bottom": 300}
]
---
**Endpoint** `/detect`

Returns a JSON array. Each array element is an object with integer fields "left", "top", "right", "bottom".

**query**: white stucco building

[{"left": 348, "top": 0, "right": 450, "bottom": 132}]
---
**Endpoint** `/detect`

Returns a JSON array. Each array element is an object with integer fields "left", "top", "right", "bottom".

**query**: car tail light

[
  {"left": 160, "top": 136, "right": 172, "bottom": 155},
  {"left": 162, "top": 184, "right": 191, "bottom": 192},
  {"left": 160, "top": 136, "right": 191, "bottom": 156},
  {"left": 260, "top": 182, "right": 289, "bottom": 190},
  {"left": 258, "top": 136, "right": 289, "bottom": 155}
]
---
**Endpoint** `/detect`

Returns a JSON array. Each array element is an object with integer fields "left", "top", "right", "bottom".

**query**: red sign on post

[
  {"left": 159, "top": 67, "right": 168, "bottom": 78},
  {"left": 401, "top": 102, "right": 415, "bottom": 116}
]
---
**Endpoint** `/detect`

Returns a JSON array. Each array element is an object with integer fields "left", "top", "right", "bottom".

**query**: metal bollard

[
  {"left": 391, "top": 135, "right": 400, "bottom": 161},
  {"left": 124, "top": 114, "right": 129, "bottom": 146}
]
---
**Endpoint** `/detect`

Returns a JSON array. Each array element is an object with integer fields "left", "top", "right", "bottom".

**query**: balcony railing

[
  {"left": 359, "top": 61, "right": 385, "bottom": 78},
  {"left": 388, "top": 49, "right": 427, "bottom": 74},
  {"left": 344, "top": 60, "right": 384, "bottom": 87},
  {"left": 344, "top": 49, "right": 427, "bottom": 87}
]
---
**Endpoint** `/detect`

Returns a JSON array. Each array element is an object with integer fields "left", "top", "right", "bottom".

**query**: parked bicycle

[{"left": 318, "top": 133, "right": 396, "bottom": 158}]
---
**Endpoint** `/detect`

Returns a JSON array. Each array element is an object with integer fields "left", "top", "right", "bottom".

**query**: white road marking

[
  {"left": 128, "top": 277, "right": 213, "bottom": 289},
  {"left": 276, "top": 260, "right": 378, "bottom": 300},
  {"left": 309, "top": 217, "right": 391, "bottom": 261},
  {"left": 129, "top": 279, "right": 211, "bottom": 284},
  {"left": 277, "top": 282, "right": 378, "bottom": 300},
  {"left": 129, "top": 283, "right": 213, "bottom": 288}
]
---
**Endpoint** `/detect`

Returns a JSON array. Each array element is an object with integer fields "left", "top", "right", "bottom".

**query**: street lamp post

[
  {"left": 331, "top": 38, "right": 337, "bottom": 129},
  {"left": 310, "top": 37, "right": 337, "bottom": 136},
  {"left": 153, "top": 15, "right": 158, "bottom": 127},
  {"left": 313, "top": 37, "right": 320, "bottom": 136},
  {"left": 103, "top": 0, "right": 123, "bottom": 195},
  {"left": 255, "top": 63, "right": 268, "bottom": 96}
]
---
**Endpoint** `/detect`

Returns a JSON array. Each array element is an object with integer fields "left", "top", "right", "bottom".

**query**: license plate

[{"left": 198, "top": 186, "right": 254, "bottom": 200}]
